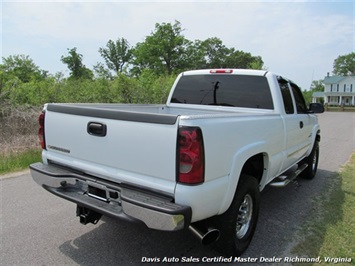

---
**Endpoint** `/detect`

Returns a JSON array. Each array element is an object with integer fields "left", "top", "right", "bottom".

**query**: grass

[
  {"left": 0, "top": 148, "right": 42, "bottom": 175},
  {"left": 326, "top": 106, "right": 355, "bottom": 112},
  {"left": 292, "top": 153, "right": 355, "bottom": 265},
  {"left": 0, "top": 105, "right": 41, "bottom": 175}
]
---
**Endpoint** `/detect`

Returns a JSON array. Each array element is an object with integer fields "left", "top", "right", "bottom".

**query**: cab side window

[
  {"left": 290, "top": 82, "right": 308, "bottom": 114},
  {"left": 277, "top": 77, "right": 294, "bottom": 114}
]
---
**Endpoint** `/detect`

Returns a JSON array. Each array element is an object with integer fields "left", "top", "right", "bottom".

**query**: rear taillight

[
  {"left": 38, "top": 112, "right": 46, "bottom": 149},
  {"left": 177, "top": 127, "right": 204, "bottom": 185}
]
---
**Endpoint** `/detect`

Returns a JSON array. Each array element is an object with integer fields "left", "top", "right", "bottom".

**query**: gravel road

[{"left": 1, "top": 112, "right": 354, "bottom": 265}]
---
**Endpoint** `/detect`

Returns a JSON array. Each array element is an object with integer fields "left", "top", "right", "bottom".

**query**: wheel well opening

[{"left": 241, "top": 153, "right": 265, "bottom": 183}]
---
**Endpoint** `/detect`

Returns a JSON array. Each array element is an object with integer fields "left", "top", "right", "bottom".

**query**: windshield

[{"left": 171, "top": 74, "right": 274, "bottom": 109}]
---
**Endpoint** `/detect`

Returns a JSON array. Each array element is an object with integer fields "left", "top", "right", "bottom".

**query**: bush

[
  {"left": 0, "top": 72, "right": 176, "bottom": 156},
  {"left": 1, "top": 72, "right": 175, "bottom": 106},
  {"left": 0, "top": 104, "right": 41, "bottom": 155}
]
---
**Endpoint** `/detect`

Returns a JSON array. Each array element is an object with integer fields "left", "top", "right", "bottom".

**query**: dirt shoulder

[{"left": 0, "top": 169, "right": 31, "bottom": 180}]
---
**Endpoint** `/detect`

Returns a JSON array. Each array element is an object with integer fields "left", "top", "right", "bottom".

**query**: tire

[
  {"left": 212, "top": 175, "right": 260, "bottom": 256},
  {"left": 300, "top": 141, "right": 319, "bottom": 180}
]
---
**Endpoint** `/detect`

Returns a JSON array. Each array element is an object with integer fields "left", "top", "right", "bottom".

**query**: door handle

[
  {"left": 299, "top": 121, "right": 304, "bottom": 129},
  {"left": 87, "top": 122, "right": 107, "bottom": 137}
]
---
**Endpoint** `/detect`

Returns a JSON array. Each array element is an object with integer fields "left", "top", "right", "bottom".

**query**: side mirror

[{"left": 308, "top": 103, "right": 324, "bottom": 114}]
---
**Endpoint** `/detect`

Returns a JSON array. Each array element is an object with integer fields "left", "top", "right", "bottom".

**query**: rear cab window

[
  {"left": 277, "top": 76, "right": 308, "bottom": 115},
  {"left": 289, "top": 82, "right": 308, "bottom": 114},
  {"left": 170, "top": 74, "right": 274, "bottom": 110},
  {"left": 277, "top": 77, "right": 294, "bottom": 114}
]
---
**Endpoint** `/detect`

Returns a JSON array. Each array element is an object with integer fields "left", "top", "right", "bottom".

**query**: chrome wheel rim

[{"left": 236, "top": 194, "right": 253, "bottom": 239}]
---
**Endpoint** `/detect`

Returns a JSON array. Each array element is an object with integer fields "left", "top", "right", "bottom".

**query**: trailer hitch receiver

[{"left": 76, "top": 205, "right": 102, "bottom": 225}]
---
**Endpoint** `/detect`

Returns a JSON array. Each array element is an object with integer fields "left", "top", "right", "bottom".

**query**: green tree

[
  {"left": 186, "top": 37, "right": 264, "bottom": 70},
  {"left": 310, "top": 80, "right": 324, "bottom": 91},
  {"left": 224, "top": 49, "right": 264, "bottom": 69},
  {"left": 248, "top": 56, "right": 264, "bottom": 70},
  {"left": 132, "top": 20, "right": 190, "bottom": 75},
  {"left": 61, "top": 47, "right": 93, "bottom": 80},
  {"left": 333, "top": 52, "right": 355, "bottom": 76},
  {"left": 201, "top": 37, "right": 230, "bottom": 68},
  {"left": 99, "top": 38, "right": 132, "bottom": 73},
  {"left": 93, "top": 62, "right": 113, "bottom": 80},
  {"left": 302, "top": 80, "right": 325, "bottom": 105},
  {"left": 0, "top": 54, "right": 47, "bottom": 83},
  {"left": 183, "top": 39, "right": 206, "bottom": 69},
  {"left": 131, "top": 21, "right": 265, "bottom": 75}
]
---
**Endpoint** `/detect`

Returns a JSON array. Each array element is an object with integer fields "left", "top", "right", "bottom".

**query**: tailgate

[{"left": 43, "top": 104, "right": 179, "bottom": 195}]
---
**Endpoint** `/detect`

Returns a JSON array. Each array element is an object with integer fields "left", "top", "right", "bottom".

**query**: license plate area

[
  {"left": 86, "top": 181, "right": 120, "bottom": 203},
  {"left": 88, "top": 186, "right": 107, "bottom": 201}
]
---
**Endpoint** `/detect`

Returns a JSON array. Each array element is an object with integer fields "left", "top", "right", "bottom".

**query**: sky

[{"left": 1, "top": 0, "right": 354, "bottom": 90}]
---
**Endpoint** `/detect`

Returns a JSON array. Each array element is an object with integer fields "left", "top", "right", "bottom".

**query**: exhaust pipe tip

[
  {"left": 189, "top": 225, "right": 220, "bottom": 245},
  {"left": 201, "top": 228, "right": 220, "bottom": 245}
]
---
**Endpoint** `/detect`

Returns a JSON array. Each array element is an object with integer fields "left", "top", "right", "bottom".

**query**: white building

[{"left": 323, "top": 73, "right": 355, "bottom": 106}]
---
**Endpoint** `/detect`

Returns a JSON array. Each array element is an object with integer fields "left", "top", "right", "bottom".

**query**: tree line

[
  {"left": 64, "top": 21, "right": 265, "bottom": 79},
  {"left": 0, "top": 20, "right": 265, "bottom": 106},
  {"left": 0, "top": 20, "right": 354, "bottom": 106},
  {"left": 1, "top": 20, "right": 264, "bottom": 84}
]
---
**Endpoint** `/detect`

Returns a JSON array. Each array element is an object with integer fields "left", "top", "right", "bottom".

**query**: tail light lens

[
  {"left": 210, "top": 69, "right": 233, "bottom": 74},
  {"left": 38, "top": 111, "right": 46, "bottom": 149},
  {"left": 177, "top": 127, "right": 204, "bottom": 185}
]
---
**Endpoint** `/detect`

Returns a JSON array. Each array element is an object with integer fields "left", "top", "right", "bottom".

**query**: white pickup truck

[{"left": 30, "top": 69, "right": 324, "bottom": 255}]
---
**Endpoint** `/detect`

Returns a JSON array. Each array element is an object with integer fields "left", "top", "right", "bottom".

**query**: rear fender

[{"left": 218, "top": 141, "right": 267, "bottom": 214}]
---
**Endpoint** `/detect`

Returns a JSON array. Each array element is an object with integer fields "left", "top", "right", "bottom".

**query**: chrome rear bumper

[{"left": 30, "top": 162, "right": 191, "bottom": 231}]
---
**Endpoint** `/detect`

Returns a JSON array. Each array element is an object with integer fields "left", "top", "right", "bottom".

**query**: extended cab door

[{"left": 278, "top": 78, "right": 313, "bottom": 169}]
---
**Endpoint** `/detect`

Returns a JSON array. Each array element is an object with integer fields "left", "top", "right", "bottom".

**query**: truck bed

[
  {"left": 43, "top": 103, "right": 271, "bottom": 196},
  {"left": 47, "top": 103, "right": 270, "bottom": 122}
]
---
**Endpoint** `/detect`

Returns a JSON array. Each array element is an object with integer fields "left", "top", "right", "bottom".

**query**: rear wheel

[
  {"left": 300, "top": 141, "right": 319, "bottom": 180},
  {"left": 212, "top": 175, "right": 260, "bottom": 256}
]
